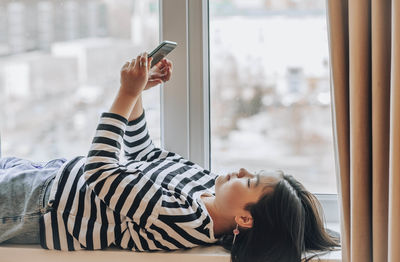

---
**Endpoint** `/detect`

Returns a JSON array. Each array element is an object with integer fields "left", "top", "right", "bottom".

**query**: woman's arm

[
  {"left": 127, "top": 58, "right": 172, "bottom": 122},
  {"left": 83, "top": 53, "right": 162, "bottom": 223},
  {"left": 122, "top": 59, "right": 173, "bottom": 161},
  {"left": 109, "top": 90, "right": 140, "bottom": 120},
  {"left": 128, "top": 94, "right": 144, "bottom": 122},
  {"left": 109, "top": 53, "right": 152, "bottom": 119},
  {"left": 122, "top": 58, "right": 212, "bottom": 173}
]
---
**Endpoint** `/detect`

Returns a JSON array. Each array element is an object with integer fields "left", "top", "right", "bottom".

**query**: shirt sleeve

[
  {"left": 153, "top": 193, "right": 216, "bottom": 247},
  {"left": 123, "top": 111, "right": 212, "bottom": 175},
  {"left": 83, "top": 112, "right": 162, "bottom": 226},
  {"left": 123, "top": 110, "right": 157, "bottom": 161}
]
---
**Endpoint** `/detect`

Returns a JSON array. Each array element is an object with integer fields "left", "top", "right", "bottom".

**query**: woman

[{"left": 0, "top": 52, "right": 339, "bottom": 261}]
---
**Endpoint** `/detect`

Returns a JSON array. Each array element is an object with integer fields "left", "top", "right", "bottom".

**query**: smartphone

[{"left": 148, "top": 40, "right": 177, "bottom": 68}]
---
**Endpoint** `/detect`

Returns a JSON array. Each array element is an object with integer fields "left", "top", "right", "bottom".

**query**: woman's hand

[
  {"left": 144, "top": 58, "right": 173, "bottom": 90},
  {"left": 120, "top": 53, "right": 153, "bottom": 97}
]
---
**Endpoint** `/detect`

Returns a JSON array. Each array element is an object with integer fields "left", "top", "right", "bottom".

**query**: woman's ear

[{"left": 234, "top": 214, "right": 253, "bottom": 229}]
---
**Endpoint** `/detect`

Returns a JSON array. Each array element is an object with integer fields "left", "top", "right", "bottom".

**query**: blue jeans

[{"left": 0, "top": 157, "right": 66, "bottom": 244}]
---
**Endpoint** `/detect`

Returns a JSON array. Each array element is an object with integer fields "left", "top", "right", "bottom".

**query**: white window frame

[
  {"left": 159, "top": 0, "right": 339, "bottom": 225},
  {"left": 159, "top": 0, "right": 210, "bottom": 167}
]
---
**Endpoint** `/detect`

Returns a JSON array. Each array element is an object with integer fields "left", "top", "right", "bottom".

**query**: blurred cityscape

[
  {"left": 0, "top": 0, "right": 161, "bottom": 160},
  {"left": 0, "top": 0, "right": 337, "bottom": 193},
  {"left": 209, "top": 0, "right": 336, "bottom": 193}
]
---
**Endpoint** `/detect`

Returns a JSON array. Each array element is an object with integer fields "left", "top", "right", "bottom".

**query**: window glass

[
  {"left": 209, "top": 0, "right": 336, "bottom": 193},
  {"left": 0, "top": 0, "right": 160, "bottom": 161}
]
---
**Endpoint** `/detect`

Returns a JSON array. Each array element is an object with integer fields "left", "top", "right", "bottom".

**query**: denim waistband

[{"left": 44, "top": 176, "right": 55, "bottom": 208}]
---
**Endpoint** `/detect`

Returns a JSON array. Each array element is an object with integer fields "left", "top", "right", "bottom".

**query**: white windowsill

[
  {"left": 0, "top": 221, "right": 342, "bottom": 262},
  {"left": 0, "top": 244, "right": 341, "bottom": 262}
]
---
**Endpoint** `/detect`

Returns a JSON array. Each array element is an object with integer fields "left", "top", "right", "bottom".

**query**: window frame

[
  {"left": 159, "top": 0, "right": 339, "bottom": 225},
  {"left": 159, "top": 0, "right": 210, "bottom": 167}
]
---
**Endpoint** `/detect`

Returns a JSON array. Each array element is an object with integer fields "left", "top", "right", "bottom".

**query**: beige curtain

[{"left": 326, "top": 0, "right": 400, "bottom": 261}]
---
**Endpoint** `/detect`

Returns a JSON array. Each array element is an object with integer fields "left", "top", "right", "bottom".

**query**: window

[
  {"left": 209, "top": 0, "right": 336, "bottom": 194},
  {"left": 0, "top": 0, "right": 160, "bottom": 161},
  {"left": 160, "top": 0, "right": 339, "bottom": 225},
  {"left": 0, "top": 0, "right": 339, "bottom": 223}
]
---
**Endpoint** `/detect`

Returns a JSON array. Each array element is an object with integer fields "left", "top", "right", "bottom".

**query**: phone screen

[{"left": 149, "top": 41, "right": 177, "bottom": 67}]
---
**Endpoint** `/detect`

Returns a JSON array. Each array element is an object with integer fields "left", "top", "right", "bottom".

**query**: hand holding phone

[
  {"left": 148, "top": 40, "right": 177, "bottom": 68},
  {"left": 144, "top": 55, "right": 173, "bottom": 90}
]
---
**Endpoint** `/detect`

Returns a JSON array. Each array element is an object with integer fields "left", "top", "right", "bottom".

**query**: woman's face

[{"left": 214, "top": 168, "right": 281, "bottom": 216}]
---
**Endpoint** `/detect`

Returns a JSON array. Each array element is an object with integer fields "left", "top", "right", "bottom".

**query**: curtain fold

[
  {"left": 326, "top": 0, "right": 400, "bottom": 261},
  {"left": 348, "top": 1, "right": 372, "bottom": 260},
  {"left": 371, "top": 0, "right": 391, "bottom": 261},
  {"left": 326, "top": 0, "right": 350, "bottom": 260},
  {"left": 389, "top": 1, "right": 400, "bottom": 260}
]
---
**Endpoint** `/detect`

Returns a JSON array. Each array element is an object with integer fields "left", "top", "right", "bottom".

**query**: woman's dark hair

[{"left": 218, "top": 173, "right": 340, "bottom": 262}]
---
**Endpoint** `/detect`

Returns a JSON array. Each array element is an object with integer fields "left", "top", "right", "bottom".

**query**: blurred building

[
  {"left": 0, "top": 0, "right": 108, "bottom": 55},
  {"left": 0, "top": 52, "right": 78, "bottom": 99},
  {"left": 212, "top": 0, "right": 325, "bottom": 12},
  {"left": 0, "top": 5, "right": 6, "bottom": 53},
  {"left": 6, "top": 2, "right": 27, "bottom": 54},
  {"left": 51, "top": 38, "right": 139, "bottom": 85}
]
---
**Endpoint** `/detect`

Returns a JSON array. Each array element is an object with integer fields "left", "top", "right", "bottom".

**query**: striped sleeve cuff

[
  {"left": 101, "top": 112, "right": 128, "bottom": 124},
  {"left": 123, "top": 110, "right": 155, "bottom": 160},
  {"left": 86, "top": 112, "right": 128, "bottom": 156},
  {"left": 127, "top": 110, "right": 145, "bottom": 126}
]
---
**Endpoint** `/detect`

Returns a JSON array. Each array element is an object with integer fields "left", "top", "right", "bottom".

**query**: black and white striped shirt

[{"left": 40, "top": 111, "right": 218, "bottom": 251}]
